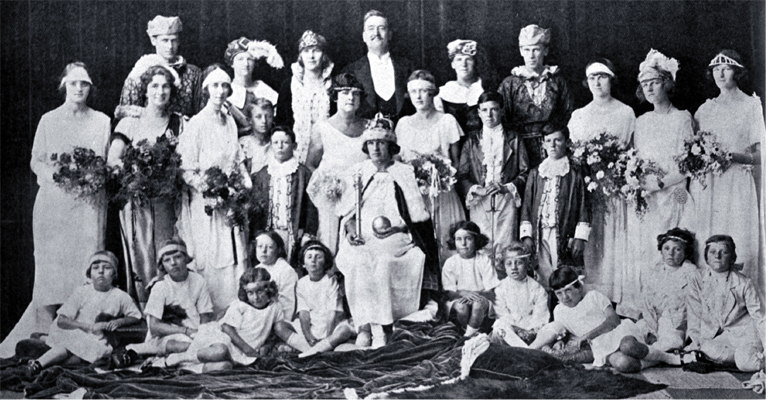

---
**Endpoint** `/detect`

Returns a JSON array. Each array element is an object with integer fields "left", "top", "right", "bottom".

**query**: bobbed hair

[
  {"left": 446, "top": 220, "right": 490, "bottom": 251},
  {"left": 329, "top": 72, "right": 366, "bottom": 102},
  {"left": 582, "top": 58, "right": 618, "bottom": 89},
  {"left": 477, "top": 91, "right": 504, "bottom": 109},
  {"left": 635, "top": 68, "right": 675, "bottom": 103},
  {"left": 406, "top": 70, "right": 438, "bottom": 96},
  {"left": 252, "top": 230, "right": 288, "bottom": 263},
  {"left": 201, "top": 63, "right": 234, "bottom": 100},
  {"left": 298, "top": 239, "right": 334, "bottom": 272},
  {"left": 703, "top": 234, "right": 738, "bottom": 264},
  {"left": 237, "top": 267, "right": 279, "bottom": 304},
  {"left": 139, "top": 65, "right": 178, "bottom": 108},
  {"left": 550, "top": 266, "right": 582, "bottom": 291},
  {"left": 86, "top": 250, "right": 118, "bottom": 280},
  {"left": 362, "top": 140, "right": 400, "bottom": 156},
  {"left": 656, "top": 227, "right": 697, "bottom": 263},
  {"left": 297, "top": 52, "right": 333, "bottom": 74},
  {"left": 57, "top": 61, "right": 97, "bottom": 104},
  {"left": 706, "top": 49, "right": 749, "bottom": 87},
  {"left": 270, "top": 125, "right": 296, "bottom": 144}
]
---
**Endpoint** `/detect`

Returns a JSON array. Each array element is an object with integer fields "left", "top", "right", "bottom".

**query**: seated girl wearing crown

[{"left": 334, "top": 114, "right": 441, "bottom": 349}]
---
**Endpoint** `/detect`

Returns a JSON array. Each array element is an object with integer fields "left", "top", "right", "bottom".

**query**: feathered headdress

[
  {"left": 247, "top": 40, "right": 285, "bottom": 69},
  {"left": 638, "top": 49, "right": 679, "bottom": 82}
]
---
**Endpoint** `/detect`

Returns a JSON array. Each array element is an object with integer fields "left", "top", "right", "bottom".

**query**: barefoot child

[
  {"left": 491, "top": 242, "right": 549, "bottom": 347},
  {"left": 442, "top": 221, "right": 501, "bottom": 337},
  {"left": 25, "top": 251, "right": 141, "bottom": 376},
  {"left": 250, "top": 126, "right": 318, "bottom": 264},
  {"left": 163, "top": 267, "right": 283, "bottom": 371},
  {"left": 252, "top": 231, "right": 299, "bottom": 321},
  {"left": 275, "top": 240, "right": 354, "bottom": 357},
  {"left": 239, "top": 98, "right": 274, "bottom": 175}
]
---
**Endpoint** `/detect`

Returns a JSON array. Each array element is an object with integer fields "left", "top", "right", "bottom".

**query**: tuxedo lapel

[
  {"left": 357, "top": 58, "right": 376, "bottom": 111},
  {"left": 392, "top": 56, "right": 408, "bottom": 113}
]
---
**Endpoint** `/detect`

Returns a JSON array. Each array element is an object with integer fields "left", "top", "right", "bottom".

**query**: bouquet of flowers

[
  {"left": 674, "top": 131, "right": 731, "bottom": 189},
  {"left": 112, "top": 136, "right": 183, "bottom": 207},
  {"left": 50, "top": 147, "right": 110, "bottom": 205},
  {"left": 201, "top": 166, "right": 252, "bottom": 228},
  {"left": 407, "top": 153, "right": 457, "bottom": 198},
  {"left": 306, "top": 168, "right": 347, "bottom": 207},
  {"left": 570, "top": 132, "right": 625, "bottom": 215},
  {"left": 615, "top": 149, "right": 666, "bottom": 218}
]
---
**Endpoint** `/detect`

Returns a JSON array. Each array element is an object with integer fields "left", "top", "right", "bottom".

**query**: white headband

[
  {"left": 61, "top": 66, "right": 93, "bottom": 87},
  {"left": 586, "top": 63, "right": 614, "bottom": 78},
  {"left": 407, "top": 79, "right": 436, "bottom": 92},
  {"left": 89, "top": 253, "right": 118, "bottom": 269},
  {"left": 709, "top": 53, "right": 744, "bottom": 69},
  {"left": 202, "top": 68, "right": 231, "bottom": 89},
  {"left": 156, "top": 243, "right": 189, "bottom": 264},
  {"left": 560, "top": 275, "right": 586, "bottom": 290}
]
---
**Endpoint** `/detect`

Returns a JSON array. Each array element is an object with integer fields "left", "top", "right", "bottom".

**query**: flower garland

[
  {"left": 674, "top": 130, "right": 731, "bottom": 189},
  {"left": 50, "top": 147, "right": 110, "bottom": 205}
]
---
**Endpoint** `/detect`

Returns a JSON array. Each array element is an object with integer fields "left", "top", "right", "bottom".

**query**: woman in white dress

[
  {"left": 690, "top": 50, "right": 763, "bottom": 298},
  {"left": 107, "top": 65, "right": 184, "bottom": 306},
  {"left": 567, "top": 58, "right": 635, "bottom": 304},
  {"left": 176, "top": 64, "right": 252, "bottom": 314},
  {"left": 305, "top": 73, "right": 369, "bottom": 254},
  {"left": 224, "top": 37, "right": 283, "bottom": 136},
  {"left": 275, "top": 31, "right": 334, "bottom": 164},
  {"left": 396, "top": 70, "right": 465, "bottom": 265},
  {"left": 1, "top": 63, "right": 110, "bottom": 357},
  {"left": 620, "top": 50, "right": 697, "bottom": 318}
]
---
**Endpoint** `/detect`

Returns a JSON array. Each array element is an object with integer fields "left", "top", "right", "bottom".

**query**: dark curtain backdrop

[{"left": 2, "top": 0, "right": 765, "bottom": 338}]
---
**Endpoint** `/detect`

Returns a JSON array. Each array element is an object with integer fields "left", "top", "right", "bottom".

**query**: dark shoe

[
  {"left": 23, "top": 360, "right": 42, "bottom": 379},
  {"left": 109, "top": 347, "right": 138, "bottom": 370}
]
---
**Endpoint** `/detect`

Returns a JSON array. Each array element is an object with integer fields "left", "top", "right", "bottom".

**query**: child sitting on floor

[
  {"left": 239, "top": 98, "right": 274, "bottom": 175},
  {"left": 491, "top": 242, "right": 549, "bottom": 348},
  {"left": 520, "top": 125, "right": 590, "bottom": 288},
  {"left": 252, "top": 231, "right": 299, "bottom": 321},
  {"left": 685, "top": 235, "right": 765, "bottom": 372},
  {"left": 442, "top": 221, "right": 501, "bottom": 337},
  {"left": 275, "top": 240, "right": 355, "bottom": 357},
  {"left": 250, "top": 126, "right": 318, "bottom": 265},
  {"left": 25, "top": 251, "right": 141, "bottom": 376},
  {"left": 528, "top": 267, "right": 676, "bottom": 367},
  {"left": 162, "top": 267, "right": 283, "bottom": 371}
]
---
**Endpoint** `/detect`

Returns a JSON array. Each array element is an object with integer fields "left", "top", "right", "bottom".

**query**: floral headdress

[
  {"left": 362, "top": 113, "right": 397, "bottom": 143},
  {"left": 298, "top": 30, "right": 327, "bottom": 52},
  {"left": 638, "top": 49, "right": 679, "bottom": 82},
  {"left": 447, "top": 39, "right": 477, "bottom": 59}
]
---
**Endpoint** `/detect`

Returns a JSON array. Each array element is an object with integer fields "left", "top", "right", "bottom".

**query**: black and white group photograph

[{"left": 0, "top": 0, "right": 765, "bottom": 398}]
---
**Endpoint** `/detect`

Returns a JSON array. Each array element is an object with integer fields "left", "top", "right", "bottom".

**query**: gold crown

[{"left": 362, "top": 113, "right": 397, "bottom": 143}]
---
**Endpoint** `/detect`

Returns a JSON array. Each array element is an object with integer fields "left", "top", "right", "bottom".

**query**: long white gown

[
  {"left": 0, "top": 107, "right": 110, "bottom": 357},
  {"left": 691, "top": 92, "right": 764, "bottom": 300},
  {"left": 306, "top": 121, "right": 368, "bottom": 254},
  {"left": 396, "top": 112, "right": 465, "bottom": 265},
  {"left": 620, "top": 108, "right": 697, "bottom": 319},
  {"left": 175, "top": 109, "right": 250, "bottom": 314},
  {"left": 567, "top": 101, "right": 635, "bottom": 303}
]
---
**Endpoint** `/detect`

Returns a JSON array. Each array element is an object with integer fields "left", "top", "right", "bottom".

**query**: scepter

[
  {"left": 490, "top": 193, "right": 497, "bottom": 269},
  {"left": 354, "top": 171, "right": 362, "bottom": 237}
]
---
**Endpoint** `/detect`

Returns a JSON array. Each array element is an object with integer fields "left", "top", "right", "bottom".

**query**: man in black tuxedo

[{"left": 343, "top": 10, "right": 415, "bottom": 123}]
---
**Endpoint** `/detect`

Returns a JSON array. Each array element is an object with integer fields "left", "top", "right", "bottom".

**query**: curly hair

[
  {"left": 139, "top": 65, "right": 178, "bottom": 109},
  {"left": 635, "top": 68, "right": 675, "bottom": 103},
  {"left": 237, "top": 267, "right": 279, "bottom": 304},
  {"left": 252, "top": 230, "right": 289, "bottom": 263},
  {"left": 656, "top": 227, "right": 697, "bottom": 263},
  {"left": 329, "top": 72, "right": 366, "bottom": 102},
  {"left": 704, "top": 234, "right": 738, "bottom": 264},
  {"left": 298, "top": 239, "right": 334, "bottom": 272},
  {"left": 706, "top": 49, "right": 749, "bottom": 87},
  {"left": 446, "top": 220, "right": 490, "bottom": 251},
  {"left": 550, "top": 266, "right": 582, "bottom": 291}
]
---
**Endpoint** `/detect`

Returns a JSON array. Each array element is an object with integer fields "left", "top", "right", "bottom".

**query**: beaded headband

[
  {"left": 298, "top": 30, "right": 326, "bottom": 52},
  {"left": 664, "top": 235, "right": 691, "bottom": 244},
  {"left": 709, "top": 53, "right": 744, "bottom": 68}
]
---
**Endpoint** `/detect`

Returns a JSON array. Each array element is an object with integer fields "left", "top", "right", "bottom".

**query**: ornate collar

[
  {"left": 439, "top": 79, "right": 484, "bottom": 106},
  {"left": 510, "top": 65, "right": 559, "bottom": 81},
  {"left": 290, "top": 61, "right": 334, "bottom": 86},
  {"left": 538, "top": 156, "right": 570, "bottom": 179},
  {"left": 267, "top": 155, "right": 299, "bottom": 178}
]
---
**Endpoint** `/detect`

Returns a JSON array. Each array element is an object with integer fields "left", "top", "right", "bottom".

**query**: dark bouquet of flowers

[
  {"left": 50, "top": 147, "right": 110, "bottom": 205},
  {"left": 674, "top": 130, "right": 731, "bottom": 189},
  {"left": 407, "top": 152, "right": 457, "bottom": 197},
  {"left": 569, "top": 132, "right": 624, "bottom": 215},
  {"left": 112, "top": 135, "right": 183, "bottom": 207},
  {"left": 201, "top": 166, "right": 252, "bottom": 228}
]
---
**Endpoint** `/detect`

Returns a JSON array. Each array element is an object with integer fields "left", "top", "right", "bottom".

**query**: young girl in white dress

[
  {"left": 567, "top": 58, "right": 635, "bottom": 302},
  {"left": 253, "top": 231, "right": 299, "bottom": 321},
  {"left": 491, "top": 242, "right": 549, "bottom": 348},
  {"left": 162, "top": 267, "right": 283, "bottom": 372},
  {"left": 529, "top": 267, "right": 678, "bottom": 368},
  {"left": 442, "top": 221, "right": 500, "bottom": 337},
  {"left": 239, "top": 98, "right": 274, "bottom": 175},
  {"left": 275, "top": 240, "right": 354, "bottom": 356},
  {"left": 25, "top": 252, "right": 141, "bottom": 376},
  {"left": 396, "top": 70, "right": 466, "bottom": 265}
]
